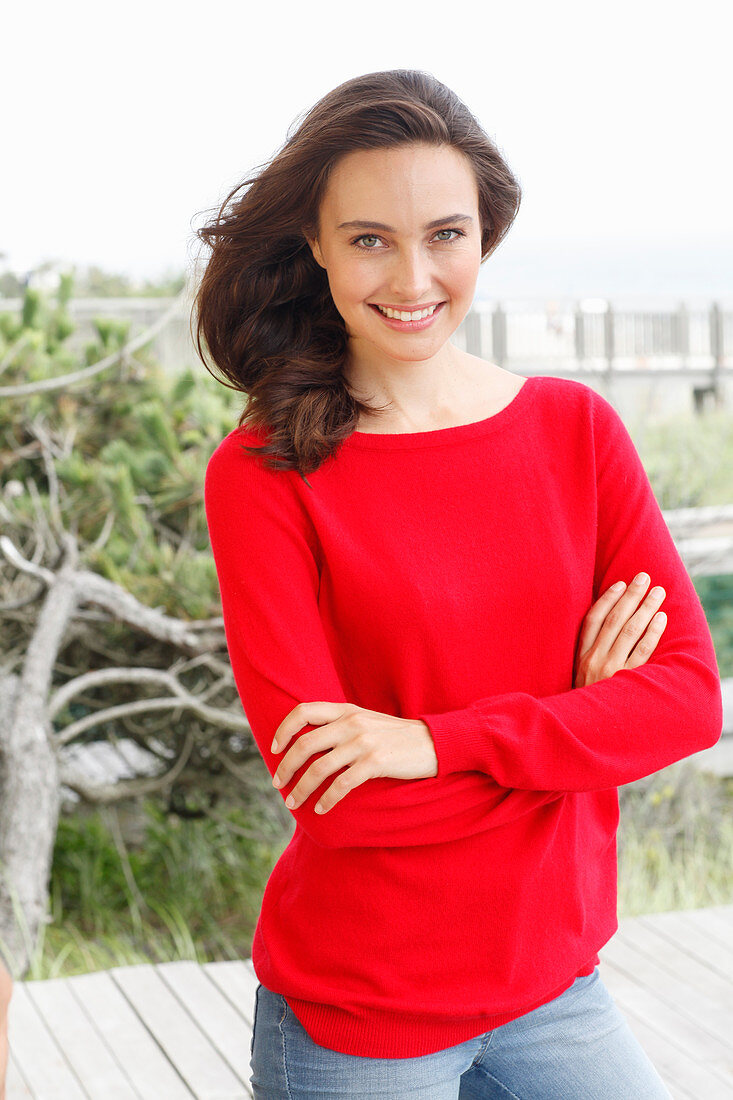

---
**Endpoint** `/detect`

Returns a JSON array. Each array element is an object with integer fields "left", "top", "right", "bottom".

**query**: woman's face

[{"left": 304, "top": 142, "right": 483, "bottom": 367}]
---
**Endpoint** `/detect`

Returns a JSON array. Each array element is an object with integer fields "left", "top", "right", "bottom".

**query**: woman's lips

[{"left": 369, "top": 301, "right": 446, "bottom": 331}]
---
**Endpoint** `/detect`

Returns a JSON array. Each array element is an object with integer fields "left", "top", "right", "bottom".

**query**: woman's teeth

[{"left": 375, "top": 303, "right": 440, "bottom": 321}]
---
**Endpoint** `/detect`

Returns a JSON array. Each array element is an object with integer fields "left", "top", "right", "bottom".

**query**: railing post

[
  {"left": 604, "top": 301, "right": 615, "bottom": 375},
  {"left": 674, "top": 301, "right": 689, "bottom": 368},
  {"left": 464, "top": 306, "right": 482, "bottom": 357},
  {"left": 710, "top": 301, "right": 724, "bottom": 407},
  {"left": 492, "top": 302, "right": 507, "bottom": 367},
  {"left": 574, "top": 302, "right": 585, "bottom": 369},
  {"left": 604, "top": 301, "right": 615, "bottom": 402}
]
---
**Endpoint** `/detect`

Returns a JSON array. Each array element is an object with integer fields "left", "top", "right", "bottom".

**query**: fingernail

[
  {"left": 315, "top": 803, "right": 325, "bottom": 814},
  {"left": 285, "top": 795, "right": 295, "bottom": 808},
  {"left": 635, "top": 572, "right": 649, "bottom": 586},
  {"left": 272, "top": 774, "right": 281, "bottom": 787},
  {"left": 610, "top": 581, "right": 625, "bottom": 592},
  {"left": 271, "top": 740, "right": 278, "bottom": 753}
]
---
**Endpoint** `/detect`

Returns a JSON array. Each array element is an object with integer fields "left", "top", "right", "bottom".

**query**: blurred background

[
  {"left": 2, "top": 0, "right": 731, "bottom": 300},
  {"left": 0, "top": 0, "right": 731, "bottom": 1075}
]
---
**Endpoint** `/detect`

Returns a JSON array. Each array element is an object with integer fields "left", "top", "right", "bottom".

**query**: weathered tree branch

[
  {"left": 1, "top": 535, "right": 224, "bottom": 651},
  {"left": 54, "top": 685, "right": 246, "bottom": 746},
  {"left": 0, "top": 584, "right": 47, "bottom": 613},
  {"left": 74, "top": 569, "right": 222, "bottom": 649},
  {"left": 59, "top": 728, "right": 196, "bottom": 805},
  {"left": 13, "top": 533, "right": 79, "bottom": 706},
  {"left": 48, "top": 663, "right": 240, "bottom": 732},
  {"left": 0, "top": 292, "right": 186, "bottom": 399},
  {"left": 48, "top": 666, "right": 181, "bottom": 720},
  {"left": 28, "top": 417, "right": 65, "bottom": 536},
  {"left": 0, "top": 537, "right": 56, "bottom": 587}
]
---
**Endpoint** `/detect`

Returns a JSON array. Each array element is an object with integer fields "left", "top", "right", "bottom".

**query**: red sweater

[{"left": 204, "top": 374, "right": 722, "bottom": 1059}]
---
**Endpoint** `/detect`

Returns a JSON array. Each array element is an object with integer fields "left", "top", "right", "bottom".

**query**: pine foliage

[{"left": 0, "top": 277, "right": 260, "bottom": 818}]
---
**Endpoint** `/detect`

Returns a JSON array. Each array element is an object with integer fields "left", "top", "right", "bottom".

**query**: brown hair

[{"left": 191, "top": 68, "right": 522, "bottom": 481}]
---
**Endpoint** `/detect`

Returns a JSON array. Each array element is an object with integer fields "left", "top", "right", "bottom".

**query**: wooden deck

[{"left": 6, "top": 904, "right": 733, "bottom": 1098}]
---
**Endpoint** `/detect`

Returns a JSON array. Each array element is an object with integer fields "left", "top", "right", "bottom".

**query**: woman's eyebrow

[{"left": 337, "top": 213, "right": 473, "bottom": 231}]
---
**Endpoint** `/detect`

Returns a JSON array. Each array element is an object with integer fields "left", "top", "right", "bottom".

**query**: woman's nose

[{"left": 388, "top": 245, "right": 433, "bottom": 301}]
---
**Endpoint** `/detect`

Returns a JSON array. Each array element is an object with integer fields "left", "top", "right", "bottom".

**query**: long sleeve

[
  {"left": 204, "top": 432, "right": 561, "bottom": 850},
  {"left": 418, "top": 391, "right": 723, "bottom": 791}
]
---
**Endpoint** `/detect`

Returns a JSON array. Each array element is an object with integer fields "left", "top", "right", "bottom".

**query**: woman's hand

[
  {"left": 270, "top": 703, "right": 438, "bottom": 815},
  {"left": 574, "top": 572, "right": 668, "bottom": 688}
]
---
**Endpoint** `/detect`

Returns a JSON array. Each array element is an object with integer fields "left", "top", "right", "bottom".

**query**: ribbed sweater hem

[{"left": 282, "top": 954, "right": 599, "bottom": 1059}]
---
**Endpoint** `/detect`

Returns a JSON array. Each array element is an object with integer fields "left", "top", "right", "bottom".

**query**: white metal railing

[
  {"left": 455, "top": 299, "right": 731, "bottom": 383},
  {"left": 1, "top": 295, "right": 730, "bottom": 383}
]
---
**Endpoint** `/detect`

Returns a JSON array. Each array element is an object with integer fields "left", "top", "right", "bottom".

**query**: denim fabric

[{"left": 249, "top": 967, "right": 672, "bottom": 1099}]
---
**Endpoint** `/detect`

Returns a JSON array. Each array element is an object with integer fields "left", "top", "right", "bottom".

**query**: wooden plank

[
  {"left": 110, "top": 964, "right": 248, "bottom": 1100},
  {"left": 600, "top": 930, "right": 733, "bottom": 1063},
  {"left": 67, "top": 969, "right": 194, "bottom": 1100},
  {"left": 612, "top": 919, "right": 733, "bottom": 1009},
  {"left": 669, "top": 906, "right": 733, "bottom": 956},
  {"left": 24, "top": 977, "right": 138, "bottom": 1099},
  {"left": 202, "top": 961, "right": 259, "bottom": 1027},
  {"left": 636, "top": 910, "right": 733, "bottom": 980},
  {"left": 599, "top": 957, "right": 733, "bottom": 1098},
  {"left": 6, "top": 982, "right": 88, "bottom": 1099},
  {"left": 156, "top": 962, "right": 253, "bottom": 1093},
  {"left": 671, "top": 904, "right": 733, "bottom": 950},
  {"left": 6, "top": 1051, "right": 34, "bottom": 1099}
]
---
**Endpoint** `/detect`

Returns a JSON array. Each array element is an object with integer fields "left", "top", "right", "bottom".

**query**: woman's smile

[{"left": 368, "top": 301, "right": 447, "bottom": 331}]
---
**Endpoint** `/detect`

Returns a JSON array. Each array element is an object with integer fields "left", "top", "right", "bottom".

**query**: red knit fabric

[{"left": 204, "top": 374, "right": 722, "bottom": 1059}]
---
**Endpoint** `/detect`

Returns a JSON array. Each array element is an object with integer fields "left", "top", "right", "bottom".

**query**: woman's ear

[{"left": 303, "top": 231, "right": 326, "bottom": 269}]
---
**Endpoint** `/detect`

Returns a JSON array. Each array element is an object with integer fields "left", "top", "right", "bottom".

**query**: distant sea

[{"left": 474, "top": 236, "right": 733, "bottom": 307}]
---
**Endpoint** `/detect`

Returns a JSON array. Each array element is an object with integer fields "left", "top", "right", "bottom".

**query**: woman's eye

[
  {"left": 354, "top": 235, "right": 381, "bottom": 249},
  {"left": 351, "top": 228, "right": 465, "bottom": 251}
]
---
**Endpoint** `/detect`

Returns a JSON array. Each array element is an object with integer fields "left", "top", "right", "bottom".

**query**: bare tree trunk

[
  {"left": 0, "top": 529, "right": 246, "bottom": 977},
  {"left": 0, "top": 535, "right": 78, "bottom": 978}
]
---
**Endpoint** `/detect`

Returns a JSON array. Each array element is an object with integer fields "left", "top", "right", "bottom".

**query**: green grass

[
  {"left": 635, "top": 403, "right": 733, "bottom": 675},
  {"left": 18, "top": 798, "right": 285, "bottom": 981},
  {"left": 617, "top": 760, "right": 733, "bottom": 917},
  {"left": 695, "top": 574, "right": 733, "bottom": 677},
  {"left": 635, "top": 405, "right": 733, "bottom": 511}
]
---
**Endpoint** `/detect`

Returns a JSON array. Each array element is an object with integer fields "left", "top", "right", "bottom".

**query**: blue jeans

[{"left": 249, "top": 968, "right": 672, "bottom": 1098}]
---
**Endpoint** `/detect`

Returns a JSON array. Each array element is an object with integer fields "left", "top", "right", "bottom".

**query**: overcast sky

[{"left": 3, "top": 0, "right": 731, "bottom": 300}]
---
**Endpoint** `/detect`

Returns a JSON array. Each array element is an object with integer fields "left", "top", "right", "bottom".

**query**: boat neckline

[{"left": 342, "top": 374, "right": 542, "bottom": 449}]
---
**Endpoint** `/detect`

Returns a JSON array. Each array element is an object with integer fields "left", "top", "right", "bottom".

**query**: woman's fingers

[
  {"left": 312, "top": 759, "right": 375, "bottom": 814},
  {"left": 580, "top": 573, "right": 656, "bottom": 652},
  {"left": 285, "top": 748, "right": 357, "bottom": 812},
  {"left": 623, "top": 610, "right": 668, "bottom": 669},
  {"left": 576, "top": 576, "right": 647, "bottom": 665},
  {"left": 600, "top": 572, "right": 653, "bottom": 640},
  {"left": 270, "top": 706, "right": 438, "bottom": 814},
  {"left": 604, "top": 582, "right": 666, "bottom": 664},
  {"left": 271, "top": 700, "right": 354, "bottom": 754},
  {"left": 271, "top": 710, "right": 346, "bottom": 785},
  {"left": 575, "top": 573, "right": 668, "bottom": 687},
  {"left": 271, "top": 704, "right": 374, "bottom": 812},
  {"left": 576, "top": 580, "right": 629, "bottom": 655}
]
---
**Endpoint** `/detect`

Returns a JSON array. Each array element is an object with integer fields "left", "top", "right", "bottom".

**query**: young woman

[{"left": 195, "top": 69, "right": 722, "bottom": 1099}]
